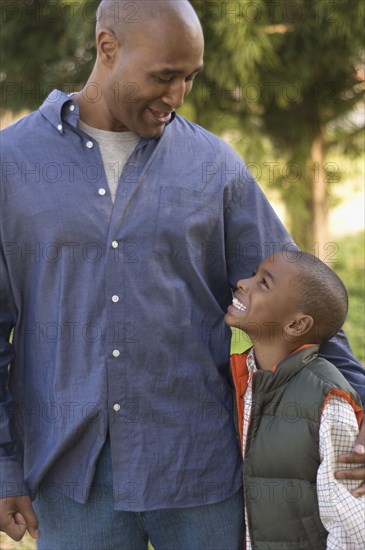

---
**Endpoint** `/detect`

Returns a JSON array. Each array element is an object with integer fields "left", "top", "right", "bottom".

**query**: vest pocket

[{"left": 300, "top": 514, "right": 327, "bottom": 548}]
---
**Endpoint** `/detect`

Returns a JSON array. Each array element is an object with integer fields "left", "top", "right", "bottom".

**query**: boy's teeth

[{"left": 232, "top": 297, "right": 247, "bottom": 312}]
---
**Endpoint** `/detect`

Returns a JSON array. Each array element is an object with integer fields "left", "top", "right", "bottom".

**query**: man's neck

[{"left": 74, "top": 86, "right": 130, "bottom": 132}]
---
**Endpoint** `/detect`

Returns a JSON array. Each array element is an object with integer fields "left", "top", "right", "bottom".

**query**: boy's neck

[{"left": 252, "top": 340, "right": 300, "bottom": 371}]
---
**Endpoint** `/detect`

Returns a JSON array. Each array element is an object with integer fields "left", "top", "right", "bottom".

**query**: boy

[{"left": 225, "top": 251, "right": 364, "bottom": 549}]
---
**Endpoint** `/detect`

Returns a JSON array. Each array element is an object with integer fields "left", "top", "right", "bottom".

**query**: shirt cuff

[{"left": 0, "top": 459, "right": 29, "bottom": 498}]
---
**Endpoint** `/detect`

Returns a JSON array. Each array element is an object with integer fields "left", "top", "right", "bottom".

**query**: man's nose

[{"left": 162, "top": 81, "right": 186, "bottom": 109}]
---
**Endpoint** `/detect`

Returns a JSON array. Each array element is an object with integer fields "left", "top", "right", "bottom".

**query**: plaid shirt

[{"left": 243, "top": 349, "right": 365, "bottom": 550}]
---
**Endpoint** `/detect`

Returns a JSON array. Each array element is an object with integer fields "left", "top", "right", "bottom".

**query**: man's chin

[{"left": 139, "top": 124, "right": 166, "bottom": 139}]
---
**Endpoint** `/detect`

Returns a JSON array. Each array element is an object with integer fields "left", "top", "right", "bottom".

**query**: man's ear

[
  {"left": 284, "top": 315, "right": 314, "bottom": 339},
  {"left": 97, "top": 30, "right": 119, "bottom": 67}
]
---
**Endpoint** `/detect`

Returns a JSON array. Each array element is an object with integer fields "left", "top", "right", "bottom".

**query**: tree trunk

[{"left": 309, "top": 134, "right": 329, "bottom": 262}]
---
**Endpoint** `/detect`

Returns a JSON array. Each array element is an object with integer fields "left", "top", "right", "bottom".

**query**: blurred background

[{"left": 0, "top": 1, "right": 364, "bottom": 546}]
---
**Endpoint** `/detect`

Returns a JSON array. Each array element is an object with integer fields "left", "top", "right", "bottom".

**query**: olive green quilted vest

[{"left": 244, "top": 345, "right": 362, "bottom": 550}]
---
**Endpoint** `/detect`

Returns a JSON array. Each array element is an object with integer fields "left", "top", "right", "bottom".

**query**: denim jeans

[{"left": 34, "top": 439, "right": 244, "bottom": 550}]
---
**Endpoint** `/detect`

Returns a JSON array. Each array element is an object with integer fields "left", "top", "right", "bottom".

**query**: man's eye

[
  {"left": 260, "top": 279, "right": 269, "bottom": 288},
  {"left": 186, "top": 74, "right": 197, "bottom": 82},
  {"left": 156, "top": 75, "right": 173, "bottom": 83}
]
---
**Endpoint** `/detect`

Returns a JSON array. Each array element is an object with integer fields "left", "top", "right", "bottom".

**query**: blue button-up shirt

[{"left": 1, "top": 90, "right": 364, "bottom": 510}]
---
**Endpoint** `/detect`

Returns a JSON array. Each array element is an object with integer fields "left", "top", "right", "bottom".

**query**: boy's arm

[
  {"left": 317, "top": 395, "right": 365, "bottom": 548},
  {"left": 319, "top": 333, "right": 365, "bottom": 495},
  {"left": 335, "top": 420, "right": 365, "bottom": 497}
]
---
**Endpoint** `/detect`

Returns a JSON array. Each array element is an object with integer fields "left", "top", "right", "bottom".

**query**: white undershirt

[{"left": 78, "top": 120, "right": 140, "bottom": 202}]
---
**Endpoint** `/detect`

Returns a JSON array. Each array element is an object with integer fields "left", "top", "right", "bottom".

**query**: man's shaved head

[
  {"left": 96, "top": 0, "right": 202, "bottom": 42},
  {"left": 77, "top": 0, "right": 204, "bottom": 136}
]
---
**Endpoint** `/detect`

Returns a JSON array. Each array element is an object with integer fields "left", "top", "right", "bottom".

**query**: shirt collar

[
  {"left": 246, "top": 348, "right": 257, "bottom": 373},
  {"left": 39, "top": 89, "right": 78, "bottom": 133},
  {"left": 39, "top": 89, "right": 176, "bottom": 143},
  {"left": 249, "top": 344, "right": 319, "bottom": 374}
]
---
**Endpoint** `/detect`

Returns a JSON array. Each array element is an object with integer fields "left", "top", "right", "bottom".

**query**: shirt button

[
  {"left": 86, "top": 140, "right": 94, "bottom": 148},
  {"left": 112, "top": 295, "right": 119, "bottom": 303},
  {"left": 113, "top": 404, "right": 121, "bottom": 412},
  {"left": 112, "top": 241, "right": 119, "bottom": 249},
  {"left": 112, "top": 349, "right": 120, "bottom": 358},
  {"left": 69, "top": 104, "right": 75, "bottom": 112},
  {"left": 98, "top": 188, "right": 106, "bottom": 196},
  {"left": 57, "top": 124, "right": 63, "bottom": 132}
]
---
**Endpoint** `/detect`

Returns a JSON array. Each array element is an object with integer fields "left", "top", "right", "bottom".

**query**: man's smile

[{"left": 147, "top": 107, "right": 173, "bottom": 123}]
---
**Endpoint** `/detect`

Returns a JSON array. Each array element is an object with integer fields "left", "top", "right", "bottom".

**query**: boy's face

[{"left": 224, "top": 253, "right": 301, "bottom": 340}]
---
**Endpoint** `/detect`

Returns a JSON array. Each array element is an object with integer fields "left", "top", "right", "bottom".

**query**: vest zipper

[{"left": 243, "top": 369, "right": 257, "bottom": 549}]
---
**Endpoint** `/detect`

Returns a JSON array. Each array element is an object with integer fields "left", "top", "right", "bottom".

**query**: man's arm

[
  {"left": 0, "top": 243, "right": 23, "bottom": 497},
  {"left": 0, "top": 246, "right": 39, "bottom": 541},
  {"left": 313, "top": 330, "right": 365, "bottom": 493},
  {"left": 0, "top": 496, "right": 40, "bottom": 542},
  {"left": 319, "top": 330, "right": 365, "bottom": 406}
]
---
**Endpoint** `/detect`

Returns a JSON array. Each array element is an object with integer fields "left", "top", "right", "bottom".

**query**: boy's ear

[
  {"left": 97, "top": 30, "right": 119, "bottom": 67},
  {"left": 284, "top": 314, "right": 314, "bottom": 339}
]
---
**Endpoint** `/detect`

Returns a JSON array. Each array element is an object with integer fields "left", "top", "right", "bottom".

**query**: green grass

[
  {"left": 0, "top": 532, "right": 35, "bottom": 550},
  {"left": 0, "top": 533, "right": 155, "bottom": 550}
]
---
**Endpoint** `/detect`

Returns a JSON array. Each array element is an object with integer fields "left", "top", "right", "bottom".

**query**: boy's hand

[
  {"left": 0, "top": 495, "right": 40, "bottom": 541},
  {"left": 335, "top": 417, "right": 365, "bottom": 497}
]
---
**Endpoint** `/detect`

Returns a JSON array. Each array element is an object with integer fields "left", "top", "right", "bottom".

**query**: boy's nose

[{"left": 236, "top": 279, "right": 249, "bottom": 292}]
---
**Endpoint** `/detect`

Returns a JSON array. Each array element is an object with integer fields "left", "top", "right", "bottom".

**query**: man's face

[
  {"left": 103, "top": 19, "right": 204, "bottom": 137},
  {"left": 224, "top": 254, "right": 301, "bottom": 341}
]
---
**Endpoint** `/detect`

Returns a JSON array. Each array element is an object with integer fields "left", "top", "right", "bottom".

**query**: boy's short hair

[{"left": 284, "top": 251, "right": 348, "bottom": 343}]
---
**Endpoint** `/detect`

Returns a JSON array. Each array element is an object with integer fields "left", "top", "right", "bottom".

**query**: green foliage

[
  {"left": 255, "top": 1, "right": 365, "bottom": 247},
  {"left": 333, "top": 231, "right": 365, "bottom": 366},
  {"left": 187, "top": 0, "right": 365, "bottom": 248},
  {"left": 1, "top": 0, "right": 98, "bottom": 113},
  {"left": 230, "top": 327, "right": 252, "bottom": 355}
]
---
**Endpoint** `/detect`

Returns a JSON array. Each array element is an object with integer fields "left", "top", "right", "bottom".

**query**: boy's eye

[{"left": 260, "top": 278, "right": 269, "bottom": 289}]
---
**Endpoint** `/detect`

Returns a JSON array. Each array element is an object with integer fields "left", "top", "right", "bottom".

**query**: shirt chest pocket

[{"left": 153, "top": 186, "right": 221, "bottom": 260}]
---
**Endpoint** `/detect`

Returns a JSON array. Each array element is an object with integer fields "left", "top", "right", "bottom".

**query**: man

[{"left": 1, "top": 1, "right": 364, "bottom": 549}]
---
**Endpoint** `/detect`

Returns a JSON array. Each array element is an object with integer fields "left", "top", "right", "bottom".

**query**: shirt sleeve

[
  {"left": 0, "top": 240, "right": 28, "bottom": 497},
  {"left": 223, "top": 162, "right": 295, "bottom": 285},
  {"left": 317, "top": 395, "right": 365, "bottom": 549},
  {"left": 319, "top": 332, "right": 365, "bottom": 407}
]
